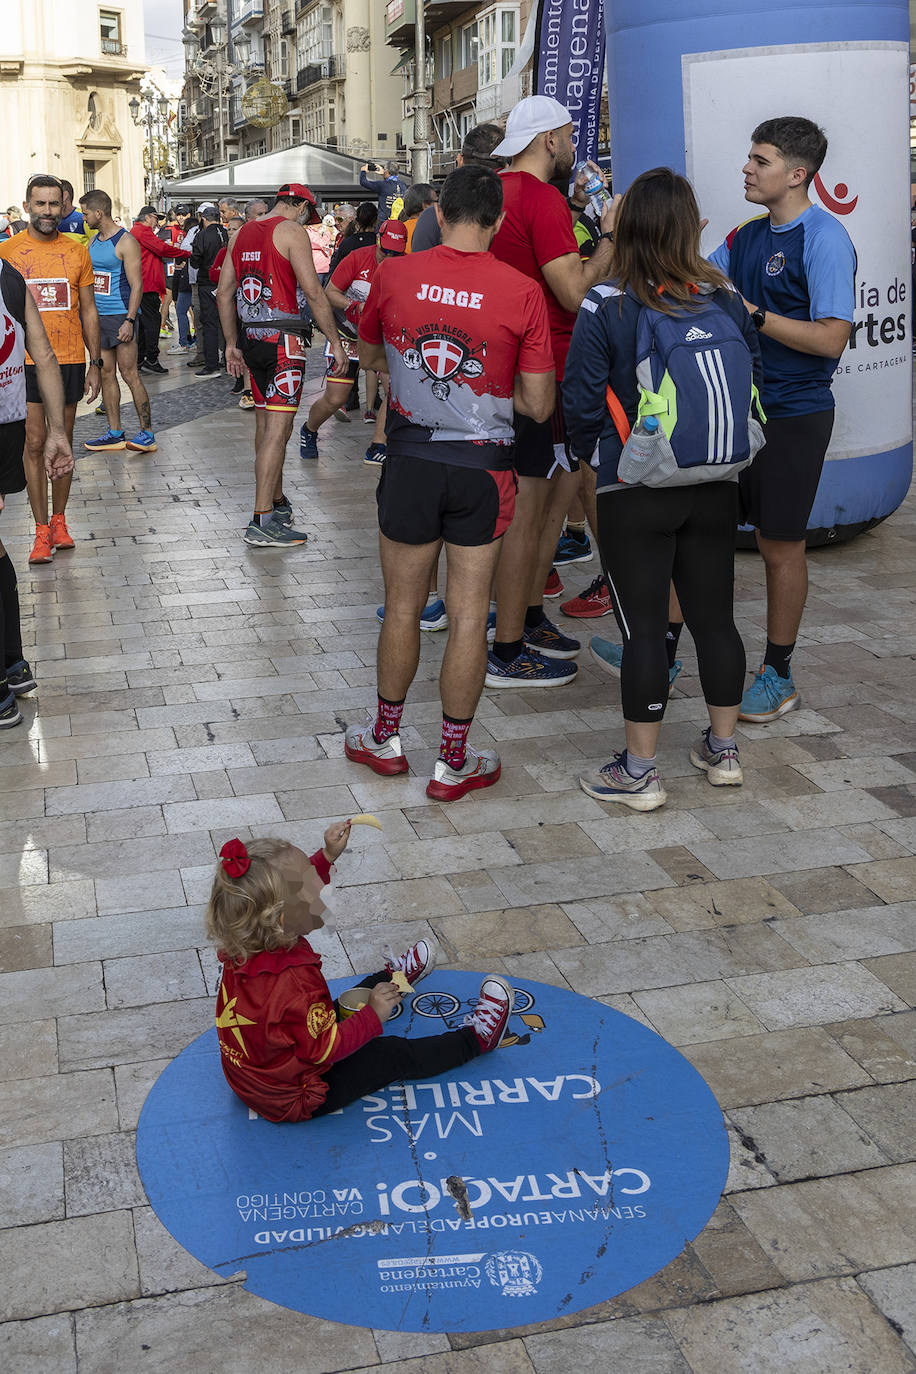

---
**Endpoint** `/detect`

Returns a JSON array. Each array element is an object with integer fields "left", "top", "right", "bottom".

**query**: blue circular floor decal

[{"left": 137, "top": 972, "right": 727, "bottom": 1332}]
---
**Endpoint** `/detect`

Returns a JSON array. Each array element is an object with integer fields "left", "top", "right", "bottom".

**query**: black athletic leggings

[
  {"left": 311, "top": 969, "right": 480, "bottom": 1117},
  {"left": 597, "top": 481, "right": 745, "bottom": 723}
]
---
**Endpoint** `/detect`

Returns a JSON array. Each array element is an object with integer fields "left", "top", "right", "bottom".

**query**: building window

[
  {"left": 290, "top": 115, "right": 302, "bottom": 142},
  {"left": 83, "top": 161, "right": 96, "bottom": 191},
  {"left": 297, "top": 2, "right": 333, "bottom": 69},
  {"left": 477, "top": 6, "right": 517, "bottom": 88},
  {"left": 458, "top": 21, "right": 478, "bottom": 71},
  {"left": 435, "top": 35, "right": 452, "bottom": 81},
  {"left": 99, "top": 10, "right": 124, "bottom": 56}
]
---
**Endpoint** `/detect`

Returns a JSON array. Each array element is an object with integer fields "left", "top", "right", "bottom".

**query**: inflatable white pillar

[{"left": 604, "top": 0, "right": 913, "bottom": 544}]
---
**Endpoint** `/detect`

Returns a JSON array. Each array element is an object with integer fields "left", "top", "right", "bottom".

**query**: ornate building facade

[{"left": 0, "top": 0, "right": 148, "bottom": 219}]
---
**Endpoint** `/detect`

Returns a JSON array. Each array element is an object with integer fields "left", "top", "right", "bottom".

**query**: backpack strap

[{"left": 605, "top": 384, "right": 630, "bottom": 446}]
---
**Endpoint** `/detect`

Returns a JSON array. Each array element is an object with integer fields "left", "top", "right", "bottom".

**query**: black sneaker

[
  {"left": 7, "top": 660, "right": 37, "bottom": 695},
  {"left": 195, "top": 366, "right": 222, "bottom": 379},
  {"left": 0, "top": 691, "right": 22, "bottom": 729},
  {"left": 145, "top": 361, "right": 168, "bottom": 375},
  {"left": 186, "top": 355, "right": 205, "bottom": 367},
  {"left": 231, "top": 375, "right": 244, "bottom": 394}
]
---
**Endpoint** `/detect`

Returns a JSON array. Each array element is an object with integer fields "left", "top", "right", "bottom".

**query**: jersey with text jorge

[
  {"left": 231, "top": 215, "right": 308, "bottom": 339},
  {"left": 359, "top": 245, "right": 554, "bottom": 470},
  {"left": 709, "top": 205, "right": 855, "bottom": 418}
]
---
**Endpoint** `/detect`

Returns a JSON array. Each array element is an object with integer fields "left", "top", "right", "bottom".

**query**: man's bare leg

[
  {"left": 441, "top": 539, "right": 503, "bottom": 717},
  {"left": 306, "top": 379, "right": 353, "bottom": 433},
  {"left": 492, "top": 475, "right": 550, "bottom": 646},
  {"left": 530, "top": 466, "right": 580, "bottom": 603},
  {"left": 377, "top": 534, "right": 441, "bottom": 701},
  {"left": 99, "top": 354, "right": 123, "bottom": 433},
  {"left": 254, "top": 409, "right": 296, "bottom": 515},
  {"left": 26, "top": 404, "right": 76, "bottom": 525},
  {"left": 117, "top": 339, "right": 152, "bottom": 434},
  {"left": 757, "top": 534, "right": 808, "bottom": 645}
]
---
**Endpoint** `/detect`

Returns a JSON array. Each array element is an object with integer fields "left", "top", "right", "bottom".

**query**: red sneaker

[
  {"left": 544, "top": 568, "right": 564, "bottom": 599},
  {"left": 29, "top": 525, "right": 54, "bottom": 564},
  {"left": 468, "top": 976, "right": 514, "bottom": 1053},
  {"left": 49, "top": 513, "right": 75, "bottom": 550},
  {"left": 560, "top": 574, "right": 614, "bottom": 619},
  {"left": 385, "top": 939, "right": 434, "bottom": 985}
]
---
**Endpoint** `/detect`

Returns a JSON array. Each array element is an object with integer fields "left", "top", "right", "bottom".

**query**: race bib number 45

[{"left": 28, "top": 278, "right": 71, "bottom": 311}]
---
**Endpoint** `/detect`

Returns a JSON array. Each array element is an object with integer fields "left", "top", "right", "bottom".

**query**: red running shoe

[
  {"left": 468, "top": 976, "right": 514, "bottom": 1052},
  {"left": 560, "top": 574, "right": 614, "bottom": 619},
  {"left": 544, "top": 568, "right": 564, "bottom": 599}
]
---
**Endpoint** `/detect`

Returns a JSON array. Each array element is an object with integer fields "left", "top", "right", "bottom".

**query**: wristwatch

[
  {"left": 598, "top": 231, "right": 615, "bottom": 244},
  {"left": 751, "top": 308, "right": 766, "bottom": 331},
  {"left": 88, "top": 357, "right": 103, "bottom": 368},
  {"left": 125, "top": 316, "right": 135, "bottom": 324}
]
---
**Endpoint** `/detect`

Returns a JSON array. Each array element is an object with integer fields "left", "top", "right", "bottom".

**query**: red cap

[
  {"left": 378, "top": 218, "right": 408, "bottom": 253},
  {"left": 276, "top": 183, "right": 320, "bottom": 222}
]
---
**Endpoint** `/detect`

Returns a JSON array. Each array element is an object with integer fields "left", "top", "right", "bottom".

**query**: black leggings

[
  {"left": 597, "top": 482, "right": 745, "bottom": 723},
  {"left": 0, "top": 552, "right": 22, "bottom": 683},
  {"left": 311, "top": 970, "right": 480, "bottom": 1117}
]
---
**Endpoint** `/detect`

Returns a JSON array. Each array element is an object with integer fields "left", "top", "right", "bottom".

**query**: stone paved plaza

[{"left": 2, "top": 358, "right": 915, "bottom": 1373}]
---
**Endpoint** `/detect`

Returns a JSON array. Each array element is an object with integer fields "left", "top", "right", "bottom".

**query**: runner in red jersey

[
  {"left": 483, "top": 96, "right": 619, "bottom": 689},
  {"left": 217, "top": 182, "right": 346, "bottom": 549},
  {"left": 348, "top": 165, "right": 555, "bottom": 802},
  {"left": 299, "top": 218, "right": 407, "bottom": 466}
]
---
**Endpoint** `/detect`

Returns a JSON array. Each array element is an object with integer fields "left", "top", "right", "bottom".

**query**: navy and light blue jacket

[
  {"left": 563, "top": 280, "right": 760, "bottom": 496},
  {"left": 708, "top": 205, "right": 855, "bottom": 418}
]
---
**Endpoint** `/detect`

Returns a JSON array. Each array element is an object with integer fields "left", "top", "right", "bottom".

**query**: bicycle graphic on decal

[{"left": 408, "top": 985, "right": 545, "bottom": 1047}]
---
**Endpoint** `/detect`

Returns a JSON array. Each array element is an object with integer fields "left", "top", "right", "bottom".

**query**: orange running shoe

[
  {"left": 49, "top": 513, "right": 75, "bottom": 550},
  {"left": 29, "top": 524, "right": 55, "bottom": 563}
]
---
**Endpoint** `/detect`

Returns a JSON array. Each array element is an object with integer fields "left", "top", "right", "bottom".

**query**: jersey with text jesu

[
  {"left": 231, "top": 215, "right": 307, "bottom": 339},
  {"left": 709, "top": 205, "right": 855, "bottom": 418},
  {"left": 359, "top": 245, "right": 554, "bottom": 470}
]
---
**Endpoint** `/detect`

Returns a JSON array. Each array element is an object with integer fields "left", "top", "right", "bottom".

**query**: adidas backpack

[{"left": 607, "top": 290, "right": 766, "bottom": 488}]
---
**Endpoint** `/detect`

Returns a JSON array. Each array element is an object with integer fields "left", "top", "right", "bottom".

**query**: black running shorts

[
  {"left": 513, "top": 385, "right": 577, "bottom": 479},
  {"left": 377, "top": 453, "right": 517, "bottom": 547},
  {"left": 739, "top": 409, "right": 834, "bottom": 542},
  {"left": 25, "top": 363, "right": 85, "bottom": 407},
  {"left": 0, "top": 419, "right": 26, "bottom": 496}
]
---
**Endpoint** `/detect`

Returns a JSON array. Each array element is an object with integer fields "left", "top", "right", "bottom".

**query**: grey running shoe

[
  {"left": 243, "top": 517, "right": 308, "bottom": 547},
  {"left": 689, "top": 727, "right": 743, "bottom": 786},
  {"left": 579, "top": 751, "right": 667, "bottom": 811},
  {"left": 426, "top": 747, "right": 501, "bottom": 801}
]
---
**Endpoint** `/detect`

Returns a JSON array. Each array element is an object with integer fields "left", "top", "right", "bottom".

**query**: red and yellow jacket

[{"left": 215, "top": 850, "right": 382, "bottom": 1121}]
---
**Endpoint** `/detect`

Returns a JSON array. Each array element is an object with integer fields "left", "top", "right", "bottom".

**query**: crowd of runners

[{"left": 0, "top": 96, "right": 855, "bottom": 816}]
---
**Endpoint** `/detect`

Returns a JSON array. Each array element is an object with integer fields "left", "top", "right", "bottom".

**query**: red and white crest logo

[
  {"left": 420, "top": 336, "right": 466, "bottom": 380},
  {"left": 272, "top": 367, "right": 302, "bottom": 399},
  {"left": 0, "top": 314, "right": 17, "bottom": 367},
  {"left": 241, "top": 275, "right": 263, "bottom": 305}
]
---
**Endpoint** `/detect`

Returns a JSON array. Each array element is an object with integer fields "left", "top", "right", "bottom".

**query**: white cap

[{"left": 491, "top": 95, "right": 574, "bottom": 159}]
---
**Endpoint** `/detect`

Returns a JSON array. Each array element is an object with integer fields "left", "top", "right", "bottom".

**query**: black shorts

[
  {"left": 99, "top": 314, "right": 136, "bottom": 351},
  {"left": 739, "top": 410, "right": 834, "bottom": 541},
  {"left": 25, "top": 362, "right": 85, "bottom": 407},
  {"left": 377, "top": 453, "right": 517, "bottom": 547},
  {"left": 0, "top": 420, "right": 26, "bottom": 496},
  {"left": 326, "top": 355, "right": 359, "bottom": 385},
  {"left": 513, "top": 386, "right": 577, "bottom": 479}
]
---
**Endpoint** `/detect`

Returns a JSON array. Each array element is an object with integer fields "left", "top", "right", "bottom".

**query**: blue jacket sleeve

[
  {"left": 563, "top": 290, "right": 618, "bottom": 461},
  {"left": 359, "top": 172, "right": 384, "bottom": 193}
]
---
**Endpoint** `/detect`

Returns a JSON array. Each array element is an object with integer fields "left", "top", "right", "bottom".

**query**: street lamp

[{"left": 130, "top": 93, "right": 172, "bottom": 206}]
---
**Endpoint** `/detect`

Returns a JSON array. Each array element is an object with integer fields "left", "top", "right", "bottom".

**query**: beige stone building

[{"left": 0, "top": 0, "right": 149, "bottom": 220}]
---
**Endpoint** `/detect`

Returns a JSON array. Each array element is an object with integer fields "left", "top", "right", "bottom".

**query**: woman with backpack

[{"left": 563, "top": 167, "right": 763, "bottom": 811}]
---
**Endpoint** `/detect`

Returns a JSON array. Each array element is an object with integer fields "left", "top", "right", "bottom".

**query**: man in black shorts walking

[
  {"left": 709, "top": 117, "right": 855, "bottom": 721},
  {"left": 347, "top": 166, "right": 555, "bottom": 800}
]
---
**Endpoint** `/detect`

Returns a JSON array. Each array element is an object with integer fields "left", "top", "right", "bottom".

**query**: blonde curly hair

[{"left": 205, "top": 838, "right": 297, "bottom": 964}]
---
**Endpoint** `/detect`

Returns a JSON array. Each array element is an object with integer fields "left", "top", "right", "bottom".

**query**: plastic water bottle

[
  {"left": 636, "top": 415, "right": 659, "bottom": 435},
  {"left": 575, "top": 161, "right": 613, "bottom": 216}
]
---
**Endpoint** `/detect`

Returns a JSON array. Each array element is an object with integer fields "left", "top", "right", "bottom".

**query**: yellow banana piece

[{"left": 349, "top": 813, "right": 383, "bottom": 830}]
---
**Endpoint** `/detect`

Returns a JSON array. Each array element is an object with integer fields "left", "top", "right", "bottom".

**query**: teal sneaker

[
  {"left": 589, "top": 637, "right": 682, "bottom": 694},
  {"left": 739, "top": 665, "right": 799, "bottom": 723}
]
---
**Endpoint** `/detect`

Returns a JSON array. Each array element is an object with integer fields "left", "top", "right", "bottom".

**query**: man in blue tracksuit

[
  {"left": 708, "top": 116, "right": 855, "bottom": 725},
  {"left": 359, "top": 162, "right": 408, "bottom": 221}
]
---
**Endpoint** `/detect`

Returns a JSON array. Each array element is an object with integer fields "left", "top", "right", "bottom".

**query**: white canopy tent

[{"left": 163, "top": 142, "right": 383, "bottom": 209}]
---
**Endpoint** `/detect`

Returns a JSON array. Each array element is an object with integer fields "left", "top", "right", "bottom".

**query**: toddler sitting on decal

[{"left": 205, "top": 825, "right": 514, "bottom": 1123}]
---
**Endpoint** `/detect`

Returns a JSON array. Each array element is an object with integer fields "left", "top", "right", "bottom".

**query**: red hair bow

[{"left": 220, "top": 838, "right": 251, "bottom": 878}]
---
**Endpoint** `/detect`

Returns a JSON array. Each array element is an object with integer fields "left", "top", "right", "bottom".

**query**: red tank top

[{"left": 231, "top": 216, "right": 303, "bottom": 330}]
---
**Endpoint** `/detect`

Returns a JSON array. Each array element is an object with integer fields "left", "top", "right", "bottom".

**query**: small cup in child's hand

[{"left": 368, "top": 981, "right": 401, "bottom": 1023}]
